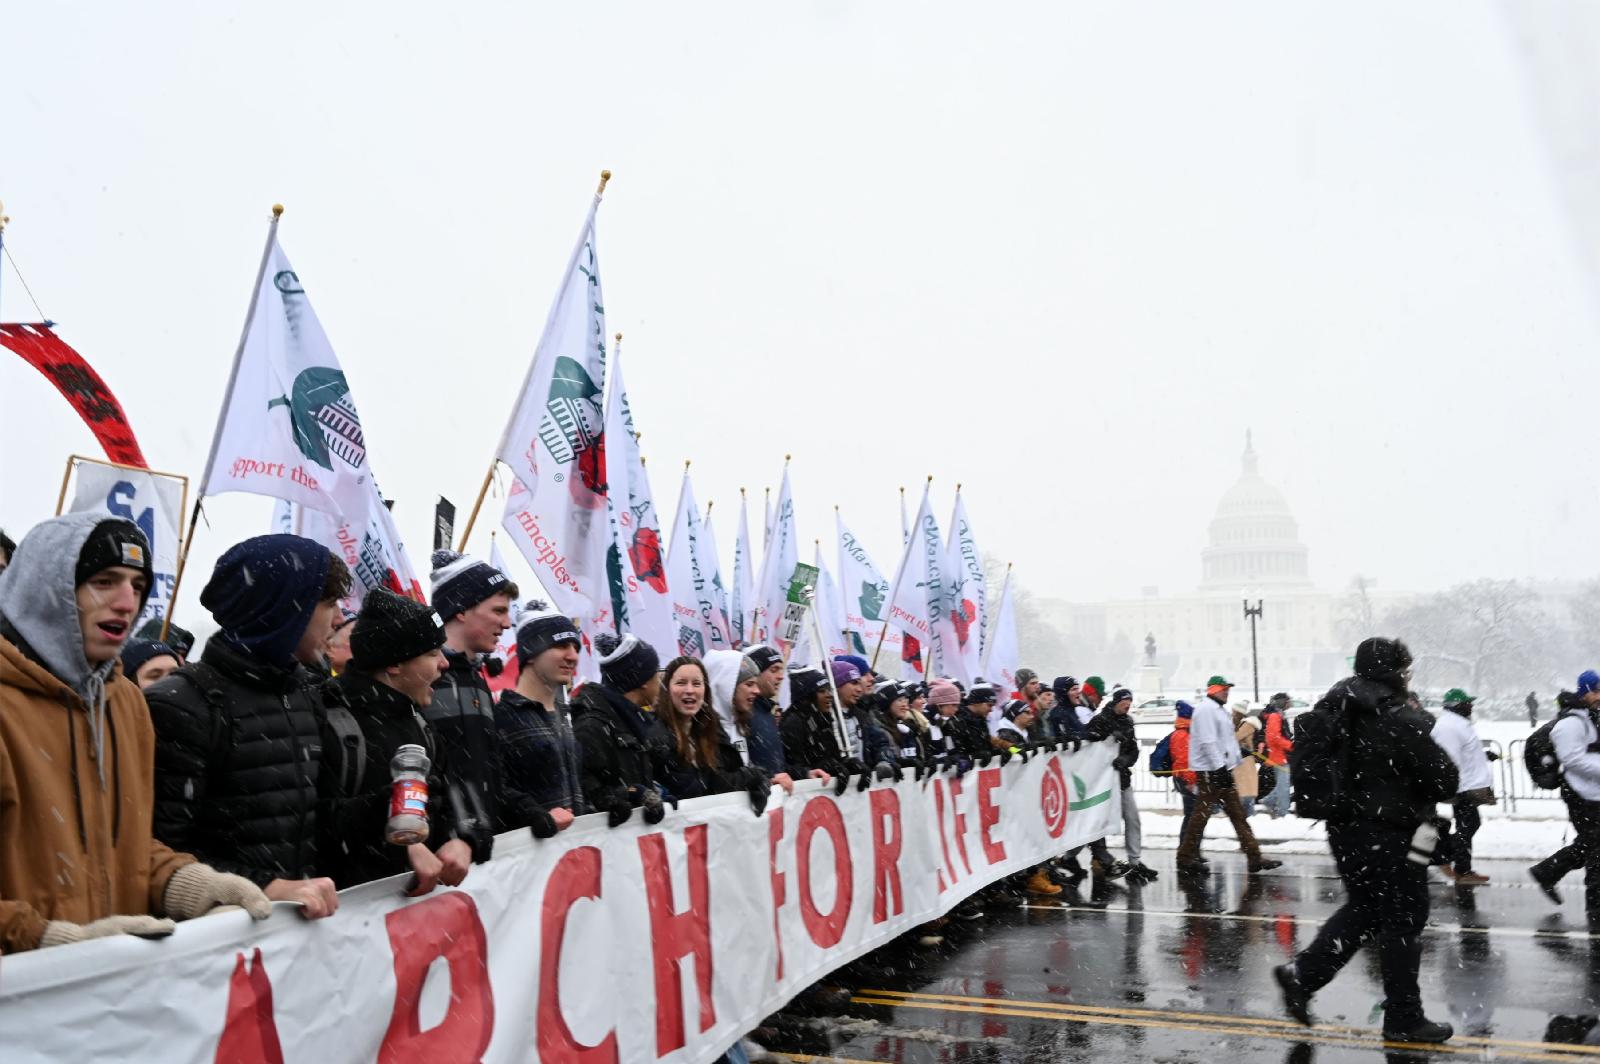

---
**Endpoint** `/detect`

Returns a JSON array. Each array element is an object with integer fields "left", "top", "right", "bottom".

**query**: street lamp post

[{"left": 1242, "top": 599, "right": 1264, "bottom": 703}]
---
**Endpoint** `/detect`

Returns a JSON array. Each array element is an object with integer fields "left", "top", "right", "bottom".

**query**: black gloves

[
  {"left": 741, "top": 768, "right": 771, "bottom": 816},
  {"left": 874, "top": 760, "right": 903, "bottom": 783},
  {"left": 834, "top": 772, "right": 853, "bottom": 797},
  {"left": 1486, "top": 751, "right": 1502, "bottom": 762},
  {"left": 606, "top": 796, "right": 634, "bottom": 827},
  {"left": 639, "top": 787, "right": 666, "bottom": 825},
  {"left": 841, "top": 757, "right": 868, "bottom": 776},
  {"left": 528, "top": 808, "right": 559, "bottom": 839}
]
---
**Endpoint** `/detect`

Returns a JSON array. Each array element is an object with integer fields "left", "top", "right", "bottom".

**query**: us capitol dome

[{"left": 1199, "top": 431, "right": 1312, "bottom": 591}]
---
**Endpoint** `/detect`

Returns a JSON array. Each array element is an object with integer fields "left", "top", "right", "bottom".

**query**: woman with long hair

[{"left": 654, "top": 656, "right": 790, "bottom": 811}]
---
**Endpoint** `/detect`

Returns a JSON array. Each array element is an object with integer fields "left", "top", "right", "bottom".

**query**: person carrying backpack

[
  {"left": 1274, "top": 637, "right": 1459, "bottom": 1044},
  {"left": 1430, "top": 688, "right": 1496, "bottom": 886},
  {"left": 1529, "top": 671, "right": 1600, "bottom": 908}
]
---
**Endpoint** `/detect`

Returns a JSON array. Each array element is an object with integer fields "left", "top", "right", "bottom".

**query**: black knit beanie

[
  {"left": 515, "top": 603, "right": 582, "bottom": 666},
  {"left": 76, "top": 519, "right": 154, "bottom": 589},
  {"left": 789, "top": 665, "right": 825, "bottom": 705},
  {"left": 1354, "top": 636, "right": 1413, "bottom": 684},
  {"left": 351, "top": 587, "right": 447, "bottom": 671},
  {"left": 595, "top": 632, "right": 661, "bottom": 693},
  {"left": 744, "top": 643, "right": 783, "bottom": 673},
  {"left": 429, "top": 549, "right": 513, "bottom": 621}
]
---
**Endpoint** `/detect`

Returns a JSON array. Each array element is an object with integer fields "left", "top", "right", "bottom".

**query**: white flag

[
  {"left": 884, "top": 483, "right": 960, "bottom": 680},
  {"left": 730, "top": 492, "right": 755, "bottom": 646},
  {"left": 984, "top": 567, "right": 1020, "bottom": 697},
  {"left": 494, "top": 194, "right": 611, "bottom": 629},
  {"left": 67, "top": 460, "right": 185, "bottom": 629},
  {"left": 946, "top": 490, "right": 987, "bottom": 683},
  {"left": 751, "top": 464, "right": 797, "bottom": 646},
  {"left": 836, "top": 509, "right": 900, "bottom": 662},
  {"left": 201, "top": 227, "right": 421, "bottom": 605},
  {"left": 599, "top": 345, "right": 676, "bottom": 658},
  {"left": 700, "top": 507, "right": 732, "bottom": 640},
  {"left": 272, "top": 484, "right": 426, "bottom": 608},
  {"left": 665, "top": 471, "right": 732, "bottom": 658}
]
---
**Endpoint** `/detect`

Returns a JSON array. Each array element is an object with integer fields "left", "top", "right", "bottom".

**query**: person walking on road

[
  {"left": 1232, "top": 704, "right": 1262, "bottom": 816},
  {"left": 1529, "top": 671, "right": 1600, "bottom": 912},
  {"left": 1529, "top": 691, "right": 1541, "bottom": 728},
  {"left": 1431, "top": 688, "right": 1495, "bottom": 885},
  {"left": 1263, "top": 693, "right": 1294, "bottom": 819},
  {"left": 1275, "top": 637, "right": 1460, "bottom": 1044},
  {"left": 1176, "top": 676, "right": 1280, "bottom": 874}
]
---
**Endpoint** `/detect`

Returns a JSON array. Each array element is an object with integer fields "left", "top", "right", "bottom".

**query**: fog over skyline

[{"left": 3, "top": 1, "right": 1596, "bottom": 611}]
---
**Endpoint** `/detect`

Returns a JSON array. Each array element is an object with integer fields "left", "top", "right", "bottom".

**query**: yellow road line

[
  {"left": 851, "top": 992, "right": 1587, "bottom": 1056},
  {"left": 870, "top": 985, "right": 1600, "bottom": 1056}
]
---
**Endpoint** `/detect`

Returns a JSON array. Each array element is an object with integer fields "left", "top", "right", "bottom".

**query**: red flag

[{"left": 1, "top": 323, "right": 147, "bottom": 467}]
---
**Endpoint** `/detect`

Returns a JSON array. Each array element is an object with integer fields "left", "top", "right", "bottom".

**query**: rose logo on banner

[{"left": 1040, "top": 758, "right": 1068, "bottom": 839}]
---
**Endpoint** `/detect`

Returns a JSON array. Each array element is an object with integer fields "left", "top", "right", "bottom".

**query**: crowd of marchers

[{"left": 3, "top": 516, "right": 1599, "bottom": 1057}]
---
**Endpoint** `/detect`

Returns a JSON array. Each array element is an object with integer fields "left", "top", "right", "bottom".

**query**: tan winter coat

[
  {"left": 1232, "top": 715, "right": 1261, "bottom": 798},
  {"left": 0, "top": 637, "right": 194, "bottom": 952}
]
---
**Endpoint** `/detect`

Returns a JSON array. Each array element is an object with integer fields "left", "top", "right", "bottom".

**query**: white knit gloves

[
  {"left": 161, "top": 862, "right": 273, "bottom": 921},
  {"left": 39, "top": 914, "right": 175, "bottom": 947}
]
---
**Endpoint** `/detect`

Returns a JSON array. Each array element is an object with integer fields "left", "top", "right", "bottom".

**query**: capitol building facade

[{"left": 1041, "top": 434, "right": 1411, "bottom": 697}]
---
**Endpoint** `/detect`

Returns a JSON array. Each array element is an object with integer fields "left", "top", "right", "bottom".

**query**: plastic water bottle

[{"left": 386, "top": 744, "right": 431, "bottom": 845}]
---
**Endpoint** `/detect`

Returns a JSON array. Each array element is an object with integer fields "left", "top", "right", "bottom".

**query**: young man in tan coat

[{"left": 0, "top": 514, "right": 271, "bottom": 952}]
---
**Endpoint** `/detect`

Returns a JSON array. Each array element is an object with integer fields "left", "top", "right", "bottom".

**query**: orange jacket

[
  {"left": 1171, "top": 717, "right": 1196, "bottom": 788},
  {"left": 1, "top": 638, "right": 194, "bottom": 952},
  {"left": 1265, "top": 711, "right": 1293, "bottom": 768}
]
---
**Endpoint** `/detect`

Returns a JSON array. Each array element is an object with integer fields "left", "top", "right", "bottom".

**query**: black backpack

[
  {"left": 1289, "top": 701, "right": 1346, "bottom": 820},
  {"left": 1524, "top": 706, "right": 1600, "bottom": 791}
]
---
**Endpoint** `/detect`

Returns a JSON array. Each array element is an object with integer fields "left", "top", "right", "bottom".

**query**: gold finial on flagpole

[
  {"left": 0, "top": 203, "right": 8, "bottom": 232},
  {"left": 705, "top": 500, "right": 714, "bottom": 517},
  {"left": 740, "top": 487, "right": 746, "bottom": 497},
  {"left": 956, "top": 482, "right": 962, "bottom": 493},
  {"left": 615, "top": 332, "right": 622, "bottom": 342},
  {"left": 684, "top": 460, "right": 691, "bottom": 472},
  {"left": 271, "top": 204, "right": 284, "bottom": 219},
  {"left": 926, "top": 475, "right": 934, "bottom": 484},
  {"left": 784, "top": 453, "right": 792, "bottom": 463},
  {"left": 597, "top": 170, "right": 613, "bottom": 194}
]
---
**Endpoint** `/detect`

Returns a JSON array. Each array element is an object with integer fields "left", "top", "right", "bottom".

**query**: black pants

[
  {"left": 1531, "top": 788, "right": 1600, "bottom": 918},
  {"left": 1451, "top": 796, "right": 1481, "bottom": 874},
  {"left": 1294, "top": 822, "right": 1429, "bottom": 1025}
]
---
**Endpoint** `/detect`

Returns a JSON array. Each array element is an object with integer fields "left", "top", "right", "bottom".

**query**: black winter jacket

[
  {"left": 1085, "top": 707, "right": 1139, "bottom": 788},
  {"left": 495, "top": 688, "right": 589, "bottom": 834},
  {"left": 780, "top": 703, "right": 849, "bottom": 777},
  {"left": 1317, "top": 676, "right": 1458, "bottom": 828},
  {"left": 882, "top": 712, "right": 934, "bottom": 765},
  {"left": 946, "top": 709, "right": 994, "bottom": 758},
  {"left": 746, "top": 696, "right": 786, "bottom": 775},
  {"left": 571, "top": 683, "right": 670, "bottom": 812},
  {"left": 656, "top": 709, "right": 759, "bottom": 800},
  {"left": 425, "top": 649, "right": 501, "bottom": 847},
  {"left": 318, "top": 671, "right": 466, "bottom": 888},
  {"left": 145, "top": 638, "right": 324, "bottom": 886}
]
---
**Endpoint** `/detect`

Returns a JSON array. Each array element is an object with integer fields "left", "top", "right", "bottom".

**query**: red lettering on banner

[
  {"left": 379, "top": 893, "right": 493, "bottom": 1064},
  {"left": 768, "top": 808, "right": 787, "bottom": 982},
  {"left": 537, "top": 846, "right": 617, "bottom": 1063},
  {"left": 869, "top": 788, "right": 904, "bottom": 923},
  {"left": 796, "top": 796, "right": 852, "bottom": 947},
  {"left": 932, "top": 778, "right": 957, "bottom": 890},
  {"left": 640, "top": 825, "right": 715, "bottom": 1056},
  {"left": 948, "top": 777, "right": 973, "bottom": 875},
  {"left": 213, "top": 948, "right": 283, "bottom": 1064},
  {"left": 977, "top": 768, "right": 1008, "bottom": 865}
]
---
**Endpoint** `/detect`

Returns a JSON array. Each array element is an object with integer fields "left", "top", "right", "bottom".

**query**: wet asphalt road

[{"left": 760, "top": 847, "right": 1600, "bottom": 1064}]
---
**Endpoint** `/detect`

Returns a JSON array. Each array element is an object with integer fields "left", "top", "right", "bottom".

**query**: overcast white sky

[{"left": 3, "top": 0, "right": 1596, "bottom": 611}]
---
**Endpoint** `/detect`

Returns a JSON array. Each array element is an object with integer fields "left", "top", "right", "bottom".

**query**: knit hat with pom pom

[
  {"left": 596, "top": 631, "right": 661, "bottom": 693},
  {"left": 429, "top": 549, "right": 515, "bottom": 621}
]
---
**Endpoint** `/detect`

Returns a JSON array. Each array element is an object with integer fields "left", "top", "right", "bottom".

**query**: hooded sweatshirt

[
  {"left": 704, "top": 649, "right": 750, "bottom": 765},
  {"left": 0, "top": 514, "right": 195, "bottom": 951}
]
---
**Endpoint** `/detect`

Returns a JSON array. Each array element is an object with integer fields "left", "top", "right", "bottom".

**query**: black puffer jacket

[
  {"left": 780, "top": 701, "right": 850, "bottom": 777},
  {"left": 571, "top": 682, "right": 670, "bottom": 811},
  {"left": 945, "top": 708, "right": 994, "bottom": 758},
  {"left": 424, "top": 649, "right": 500, "bottom": 846},
  {"left": 318, "top": 670, "right": 468, "bottom": 888},
  {"left": 1317, "top": 676, "right": 1458, "bottom": 828},
  {"left": 1085, "top": 707, "right": 1139, "bottom": 788},
  {"left": 145, "top": 638, "right": 324, "bottom": 885},
  {"left": 656, "top": 708, "right": 759, "bottom": 800}
]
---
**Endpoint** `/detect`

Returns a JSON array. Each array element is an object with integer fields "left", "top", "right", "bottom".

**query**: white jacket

[
  {"left": 703, "top": 649, "right": 751, "bottom": 765},
  {"left": 1430, "top": 710, "right": 1492, "bottom": 793},
  {"left": 1189, "top": 696, "right": 1239, "bottom": 773},
  {"left": 1554, "top": 710, "right": 1600, "bottom": 802}
]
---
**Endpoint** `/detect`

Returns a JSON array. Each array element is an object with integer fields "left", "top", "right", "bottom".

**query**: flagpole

[
  {"left": 0, "top": 203, "right": 8, "bottom": 321},
  {"left": 458, "top": 169, "right": 611, "bottom": 553},
  {"left": 872, "top": 475, "right": 930, "bottom": 671},
  {"left": 165, "top": 203, "right": 284, "bottom": 640}
]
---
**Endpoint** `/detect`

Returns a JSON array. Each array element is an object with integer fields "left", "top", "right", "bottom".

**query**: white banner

[
  {"left": 984, "top": 568, "right": 1020, "bottom": 697},
  {"left": 65, "top": 459, "right": 185, "bottom": 630},
  {"left": 0, "top": 747, "right": 1119, "bottom": 1064}
]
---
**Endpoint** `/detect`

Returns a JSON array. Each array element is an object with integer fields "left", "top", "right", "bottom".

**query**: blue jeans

[{"left": 1268, "top": 765, "right": 1291, "bottom": 817}]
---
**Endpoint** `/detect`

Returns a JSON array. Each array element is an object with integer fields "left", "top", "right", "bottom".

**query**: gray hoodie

[{"left": 0, "top": 513, "right": 143, "bottom": 784}]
